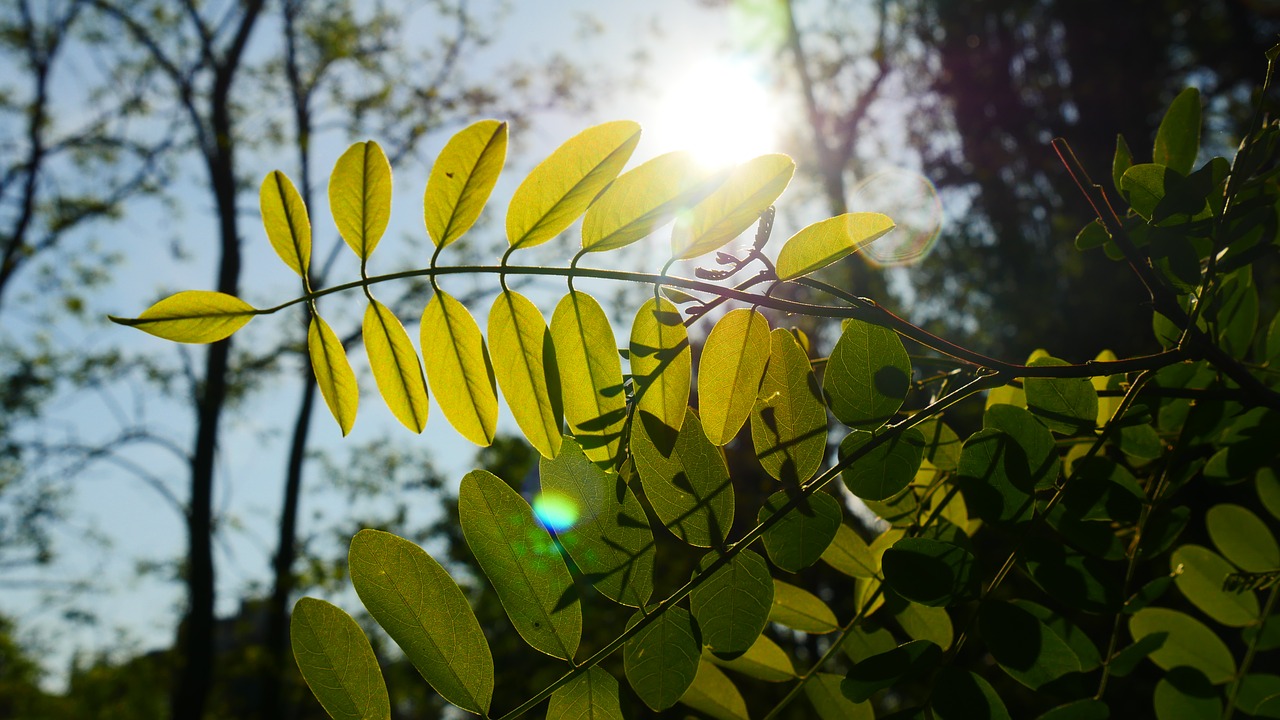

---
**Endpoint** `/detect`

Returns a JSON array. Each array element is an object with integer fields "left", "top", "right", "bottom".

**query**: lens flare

[
  {"left": 532, "top": 491, "right": 580, "bottom": 533},
  {"left": 849, "top": 168, "right": 943, "bottom": 267},
  {"left": 654, "top": 58, "right": 779, "bottom": 170}
]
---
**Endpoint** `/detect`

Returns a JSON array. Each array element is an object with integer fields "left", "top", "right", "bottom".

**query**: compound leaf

[
  {"left": 425, "top": 119, "right": 507, "bottom": 248},
  {"left": 583, "top": 151, "right": 711, "bottom": 252},
  {"left": 421, "top": 289, "right": 497, "bottom": 446},
  {"left": 839, "top": 428, "right": 926, "bottom": 502},
  {"left": 759, "top": 490, "right": 842, "bottom": 573},
  {"left": 488, "top": 290, "right": 562, "bottom": 459},
  {"left": 290, "top": 598, "right": 389, "bottom": 720},
  {"left": 259, "top": 170, "right": 311, "bottom": 276},
  {"left": 690, "top": 549, "right": 773, "bottom": 655},
  {"left": 110, "top": 290, "right": 256, "bottom": 344},
  {"left": 308, "top": 314, "right": 358, "bottom": 436},
  {"left": 630, "top": 409, "right": 735, "bottom": 547},
  {"left": 671, "top": 153, "right": 794, "bottom": 259},
  {"left": 363, "top": 298, "right": 429, "bottom": 433},
  {"left": 330, "top": 140, "right": 391, "bottom": 260}
]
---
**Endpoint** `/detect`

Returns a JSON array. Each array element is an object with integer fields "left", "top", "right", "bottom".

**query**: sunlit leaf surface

[
  {"left": 488, "top": 290, "right": 562, "bottom": 459},
  {"left": 110, "top": 290, "right": 257, "bottom": 344},
  {"left": 307, "top": 314, "right": 358, "bottom": 436},
  {"left": 330, "top": 140, "right": 392, "bottom": 260},
  {"left": 421, "top": 289, "right": 497, "bottom": 445},
  {"left": 425, "top": 119, "right": 507, "bottom": 248},
  {"left": 290, "top": 598, "right": 390, "bottom": 720}
]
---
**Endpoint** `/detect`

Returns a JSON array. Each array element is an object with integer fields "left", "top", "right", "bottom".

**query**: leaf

[
  {"left": 1024, "top": 357, "right": 1098, "bottom": 435},
  {"left": 582, "top": 151, "right": 711, "bottom": 252},
  {"left": 842, "top": 622, "right": 897, "bottom": 663},
  {"left": 1022, "top": 536, "right": 1123, "bottom": 613},
  {"left": 671, "top": 153, "right": 795, "bottom": 259},
  {"left": 679, "top": 660, "right": 749, "bottom": 720},
  {"left": 290, "top": 598, "right": 390, "bottom": 720},
  {"left": 1038, "top": 699, "right": 1111, "bottom": 720},
  {"left": 1206, "top": 503, "right": 1280, "bottom": 572},
  {"left": 1075, "top": 219, "right": 1110, "bottom": 251},
  {"left": 979, "top": 600, "right": 1081, "bottom": 690},
  {"left": 983, "top": 404, "right": 1061, "bottom": 490},
  {"left": 759, "top": 490, "right": 842, "bottom": 573},
  {"left": 1013, "top": 600, "right": 1101, "bottom": 671},
  {"left": 624, "top": 606, "right": 700, "bottom": 711},
  {"left": 364, "top": 298, "right": 430, "bottom": 433},
  {"left": 930, "top": 668, "right": 1011, "bottom": 720},
  {"left": 488, "top": 290, "right": 562, "bottom": 458},
  {"left": 259, "top": 170, "right": 311, "bottom": 276},
  {"left": 1154, "top": 87, "right": 1201, "bottom": 176},
  {"left": 425, "top": 119, "right": 507, "bottom": 248},
  {"left": 883, "top": 538, "right": 977, "bottom": 607},
  {"left": 551, "top": 291, "right": 627, "bottom": 469},
  {"left": 1155, "top": 668, "right": 1220, "bottom": 720},
  {"left": 842, "top": 639, "right": 941, "bottom": 702},
  {"left": 459, "top": 469, "right": 581, "bottom": 660},
  {"left": 892, "top": 598, "right": 954, "bottom": 650},
  {"left": 630, "top": 409, "right": 735, "bottom": 547},
  {"left": 805, "top": 672, "right": 874, "bottom": 720},
  {"left": 110, "top": 290, "right": 256, "bottom": 343},
  {"left": 507, "top": 120, "right": 641, "bottom": 249},
  {"left": 821, "top": 523, "right": 879, "bottom": 579},
  {"left": 706, "top": 633, "right": 794, "bottom": 682},
  {"left": 690, "top": 549, "right": 773, "bottom": 655},
  {"left": 775, "top": 213, "right": 896, "bottom": 280},
  {"left": 308, "top": 314, "right": 358, "bottom": 436},
  {"left": 955, "top": 428, "right": 1035, "bottom": 525},
  {"left": 916, "top": 417, "right": 962, "bottom": 471},
  {"left": 823, "top": 318, "right": 912, "bottom": 430},
  {"left": 330, "top": 140, "right": 392, "bottom": 260},
  {"left": 540, "top": 436, "right": 655, "bottom": 607},
  {"left": 839, "top": 428, "right": 926, "bottom": 501},
  {"left": 629, "top": 296, "right": 691, "bottom": 436},
  {"left": 1121, "top": 164, "right": 1176, "bottom": 222},
  {"left": 348, "top": 529, "right": 492, "bottom": 715},
  {"left": 1170, "top": 544, "right": 1259, "bottom": 626},
  {"left": 751, "top": 328, "right": 828, "bottom": 483},
  {"left": 769, "top": 579, "right": 838, "bottom": 634},
  {"left": 1112, "top": 134, "right": 1133, "bottom": 193},
  {"left": 699, "top": 308, "right": 772, "bottom": 445},
  {"left": 547, "top": 667, "right": 624, "bottom": 720},
  {"left": 421, "top": 289, "right": 497, "bottom": 445},
  {"left": 1128, "top": 607, "right": 1236, "bottom": 684}
]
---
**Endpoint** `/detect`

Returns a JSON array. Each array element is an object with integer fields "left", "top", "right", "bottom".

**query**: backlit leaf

[
  {"left": 308, "top": 314, "right": 358, "bottom": 436},
  {"left": 330, "top": 140, "right": 391, "bottom": 260},
  {"left": 290, "top": 598, "right": 390, "bottom": 720},
  {"left": 893, "top": 599, "right": 953, "bottom": 650},
  {"left": 671, "top": 153, "right": 795, "bottom": 259},
  {"left": 839, "top": 428, "right": 926, "bottom": 501},
  {"left": 983, "top": 404, "right": 1060, "bottom": 490},
  {"left": 883, "top": 538, "right": 977, "bottom": 607},
  {"left": 110, "top": 290, "right": 256, "bottom": 344},
  {"left": 582, "top": 151, "right": 711, "bottom": 252},
  {"left": 1113, "top": 134, "right": 1133, "bottom": 193},
  {"left": 425, "top": 119, "right": 507, "bottom": 248},
  {"left": 363, "top": 299, "right": 429, "bottom": 433},
  {"left": 1206, "top": 503, "right": 1280, "bottom": 572},
  {"left": 775, "top": 212, "right": 895, "bottom": 280},
  {"left": 679, "top": 660, "right": 749, "bottom": 720},
  {"left": 630, "top": 409, "right": 735, "bottom": 547},
  {"left": 759, "top": 490, "right": 841, "bottom": 573},
  {"left": 1129, "top": 607, "right": 1236, "bottom": 684},
  {"left": 421, "top": 289, "right": 497, "bottom": 446},
  {"left": 624, "top": 606, "right": 700, "bottom": 711},
  {"left": 916, "top": 417, "right": 962, "bottom": 471},
  {"left": 930, "top": 668, "right": 1011, "bottom": 720},
  {"left": 349, "top": 529, "right": 492, "bottom": 715},
  {"left": 805, "top": 672, "right": 874, "bottom": 720},
  {"left": 1024, "top": 357, "right": 1098, "bottom": 435},
  {"left": 259, "top": 170, "right": 311, "bottom": 276},
  {"left": 821, "top": 523, "right": 879, "bottom": 579},
  {"left": 699, "top": 308, "right": 771, "bottom": 445},
  {"left": 955, "top": 428, "right": 1035, "bottom": 525},
  {"left": 547, "top": 667, "right": 624, "bottom": 720},
  {"left": 629, "top": 297, "right": 690, "bottom": 436},
  {"left": 980, "top": 600, "right": 1081, "bottom": 690},
  {"left": 842, "top": 640, "right": 941, "bottom": 702},
  {"left": 1171, "top": 544, "right": 1259, "bottom": 626},
  {"left": 843, "top": 622, "right": 897, "bottom": 663},
  {"left": 489, "top": 290, "right": 562, "bottom": 458},
  {"left": 1011, "top": 601, "right": 1101, "bottom": 672},
  {"left": 551, "top": 291, "right": 627, "bottom": 469},
  {"left": 459, "top": 469, "right": 580, "bottom": 659},
  {"left": 752, "top": 328, "right": 827, "bottom": 483},
  {"left": 823, "top": 318, "right": 911, "bottom": 430},
  {"left": 706, "top": 633, "right": 794, "bottom": 682},
  {"left": 507, "top": 120, "right": 641, "bottom": 249},
  {"left": 1154, "top": 87, "right": 1201, "bottom": 176},
  {"left": 769, "top": 579, "right": 838, "bottom": 634},
  {"left": 690, "top": 549, "right": 773, "bottom": 655},
  {"left": 1155, "top": 668, "right": 1220, "bottom": 720}
]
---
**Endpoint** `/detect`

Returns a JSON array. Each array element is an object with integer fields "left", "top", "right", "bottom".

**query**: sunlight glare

[{"left": 656, "top": 59, "right": 778, "bottom": 169}]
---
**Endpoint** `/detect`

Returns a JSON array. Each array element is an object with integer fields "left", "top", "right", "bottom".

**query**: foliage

[{"left": 115, "top": 55, "right": 1280, "bottom": 720}]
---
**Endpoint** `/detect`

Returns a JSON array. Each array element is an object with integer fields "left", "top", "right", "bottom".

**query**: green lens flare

[{"left": 532, "top": 492, "right": 580, "bottom": 532}]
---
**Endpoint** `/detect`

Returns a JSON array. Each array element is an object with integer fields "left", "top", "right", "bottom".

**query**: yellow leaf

[
  {"left": 110, "top": 290, "right": 256, "bottom": 344},
  {"left": 259, "top": 170, "right": 311, "bottom": 277},
  {"left": 308, "top": 314, "right": 358, "bottom": 436},
  {"left": 699, "top": 308, "right": 771, "bottom": 445},
  {"left": 421, "top": 289, "right": 498, "bottom": 446},
  {"left": 507, "top": 120, "right": 641, "bottom": 250},
  {"left": 363, "top": 299, "right": 429, "bottom": 432},
  {"left": 330, "top": 140, "right": 392, "bottom": 260},
  {"left": 425, "top": 120, "right": 507, "bottom": 248},
  {"left": 629, "top": 296, "right": 690, "bottom": 435},
  {"left": 488, "top": 290, "right": 562, "bottom": 459},
  {"left": 775, "top": 213, "right": 895, "bottom": 281},
  {"left": 582, "top": 151, "right": 711, "bottom": 253},
  {"left": 671, "top": 154, "right": 794, "bottom": 260},
  {"left": 550, "top": 291, "right": 627, "bottom": 469}
]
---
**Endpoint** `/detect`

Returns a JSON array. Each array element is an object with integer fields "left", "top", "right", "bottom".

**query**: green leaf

[
  {"left": 1112, "top": 134, "right": 1133, "bottom": 193},
  {"left": 459, "top": 469, "right": 581, "bottom": 660},
  {"left": 1235, "top": 674, "right": 1280, "bottom": 716},
  {"left": 805, "top": 672, "right": 874, "bottom": 720},
  {"left": 425, "top": 119, "right": 507, "bottom": 248},
  {"left": 1012, "top": 600, "right": 1101, "bottom": 671},
  {"left": 980, "top": 600, "right": 1081, "bottom": 690},
  {"left": 775, "top": 212, "right": 895, "bottom": 280},
  {"left": 1022, "top": 536, "right": 1123, "bottom": 613},
  {"left": 679, "top": 660, "right": 749, "bottom": 720},
  {"left": 1155, "top": 668, "right": 1220, "bottom": 720},
  {"left": 629, "top": 296, "right": 691, "bottom": 436},
  {"left": 630, "top": 409, "right": 735, "bottom": 547},
  {"left": 759, "top": 490, "right": 842, "bottom": 573},
  {"left": 110, "top": 290, "right": 256, "bottom": 344},
  {"left": 547, "top": 667, "right": 624, "bottom": 720},
  {"left": 290, "top": 598, "right": 390, "bottom": 720},
  {"left": 883, "top": 538, "right": 977, "bottom": 607},
  {"left": 307, "top": 314, "right": 358, "bottom": 436},
  {"left": 769, "top": 579, "right": 838, "bottom": 634},
  {"left": 540, "top": 436, "right": 655, "bottom": 607},
  {"left": 1128, "top": 607, "right": 1236, "bottom": 684},
  {"left": 984, "top": 404, "right": 1061, "bottom": 490},
  {"left": 1154, "top": 87, "right": 1201, "bottom": 176},
  {"left": 752, "top": 328, "right": 828, "bottom": 483},
  {"left": 842, "top": 639, "right": 940, "bottom": 702},
  {"left": 1208, "top": 503, "right": 1280, "bottom": 572},
  {"left": 624, "top": 606, "right": 700, "bottom": 711},
  {"left": 582, "top": 151, "right": 711, "bottom": 252},
  {"left": 916, "top": 417, "right": 962, "bottom": 471},
  {"left": 821, "top": 523, "right": 879, "bottom": 579},
  {"left": 551, "top": 291, "right": 627, "bottom": 469},
  {"left": 706, "top": 633, "right": 794, "bottom": 682},
  {"left": 507, "top": 120, "right": 641, "bottom": 250},
  {"left": 488, "top": 290, "right": 562, "bottom": 459},
  {"left": 839, "top": 428, "right": 926, "bottom": 501},
  {"left": 363, "top": 298, "right": 429, "bottom": 433},
  {"left": 842, "top": 622, "right": 897, "bottom": 663},
  {"left": 1024, "top": 357, "right": 1098, "bottom": 435},
  {"left": 671, "top": 153, "right": 795, "bottom": 259},
  {"left": 259, "top": 170, "right": 311, "bottom": 276},
  {"left": 930, "top": 668, "right": 1011, "bottom": 720},
  {"left": 348, "top": 529, "right": 492, "bottom": 715},
  {"left": 1121, "top": 164, "right": 1176, "bottom": 222},
  {"left": 1260, "top": 468, "right": 1280, "bottom": 522},
  {"left": 1171, "top": 544, "right": 1259, "bottom": 626},
  {"left": 421, "top": 289, "right": 497, "bottom": 445},
  {"left": 699, "top": 308, "right": 772, "bottom": 445},
  {"left": 1038, "top": 699, "right": 1110, "bottom": 720},
  {"left": 823, "top": 318, "right": 912, "bottom": 430},
  {"left": 893, "top": 598, "right": 954, "bottom": 650},
  {"left": 1074, "top": 219, "right": 1111, "bottom": 251},
  {"left": 690, "top": 549, "right": 773, "bottom": 655},
  {"left": 330, "top": 140, "right": 392, "bottom": 260}
]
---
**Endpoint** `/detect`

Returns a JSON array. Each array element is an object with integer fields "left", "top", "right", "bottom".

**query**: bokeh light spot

[
  {"left": 849, "top": 168, "right": 943, "bottom": 267},
  {"left": 532, "top": 491, "right": 580, "bottom": 533}
]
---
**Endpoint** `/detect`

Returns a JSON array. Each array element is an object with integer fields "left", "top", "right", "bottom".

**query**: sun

[{"left": 654, "top": 59, "right": 779, "bottom": 170}]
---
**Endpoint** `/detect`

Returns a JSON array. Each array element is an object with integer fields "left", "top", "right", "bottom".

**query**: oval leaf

[
  {"left": 583, "top": 151, "right": 711, "bottom": 252},
  {"left": 823, "top": 318, "right": 911, "bottom": 429},
  {"left": 894, "top": 600, "right": 954, "bottom": 650},
  {"left": 689, "top": 549, "right": 773, "bottom": 655},
  {"left": 930, "top": 668, "right": 1011, "bottom": 720},
  {"left": 699, "top": 308, "right": 771, "bottom": 445},
  {"left": 759, "top": 490, "right": 842, "bottom": 573},
  {"left": 983, "top": 404, "right": 1061, "bottom": 490},
  {"left": 1129, "top": 607, "right": 1236, "bottom": 684},
  {"left": 507, "top": 120, "right": 641, "bottom": 249},
  {"left": 883, "top": 538, "right": 977, "bottom": 608},
  {"left": 1171, "top": 544, "right": 1259, "bottom": 627},
  {"left": 259, "top": 170, "right": 311, "bottom": 276},
  {"left": 1206, "top": 503, "right": 1280, "bottom": 572},
  {"left": 842, "top": 639, "right": 941, "bottom": 702},
  {"left": 1025, "top": 357, "right": 1099, "bottom": 435},
  {"left": 770, "top": 578, "right": 839, "bottom": 634},
  {"left": 954, "top": 428, "right": 1035, "bottom": 525},
  {"left": 775, "top": 212, "right": 895, "bottom": 280},
  {"left": 421, "top": 289, "right": 497, "bottom": 446},
  {"left": 805, "top": 672, "right": 874, "bottom": 720},
  {"left": 330, "top": 140, "right": 392, "bottom": 260},
  {"left": 706, "top": 633, "right": 794, "bottom": 682},
  {"left": 671, "top": 153, "right": 795, "bottom": 259},
  {"left": 979, "top": 600, "right": 1081, "bottom": 690},
  {"left": 111, "top": 290, "right": 256, "bottom": 344},
  {"left": 308, "top": 314, "right": 358, "bottom": 436},
  {"left": 459, "top": 469, "right": 581, "bottom": 660},
  {"left": 364, "top": 298, "right": 429, "bottom": 433},
  {"left": 839, "top": 428, "right": 926, "bottom": 502},
  {"left": 821, "top": 524, "right": 879, "bottom": 579},
  {"left": 290, "top": 597, "right": 390, "bottom": 720},
  {"left": 630, "top": 409, "right": 735, "bottom": 547},
  {"left": 547, "top": 667, "right": 624, "bottom": 720},
  {"left": 425, "top": 119, "right": 507, "bottom": 248},
  {"left": 624, "top": 606, "right": 700, "bottom": 711},
  {"left": 679, "top": 660, "right": 749, "bottom": 720},
  {"left": 752, "top": 328, "right": 827, "bottom": 483},
  {"left": 629, "top": 296, "right": 691, "bottom": 436},
  {"left": 489, "top": 290, "right": 562, "bottom": 459},
  {"left": 1154, "top": 87, "right": 1201, "bottom": 176},
  {"left": 348, "top": 529, "right": 493, "bottom": 715}
]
